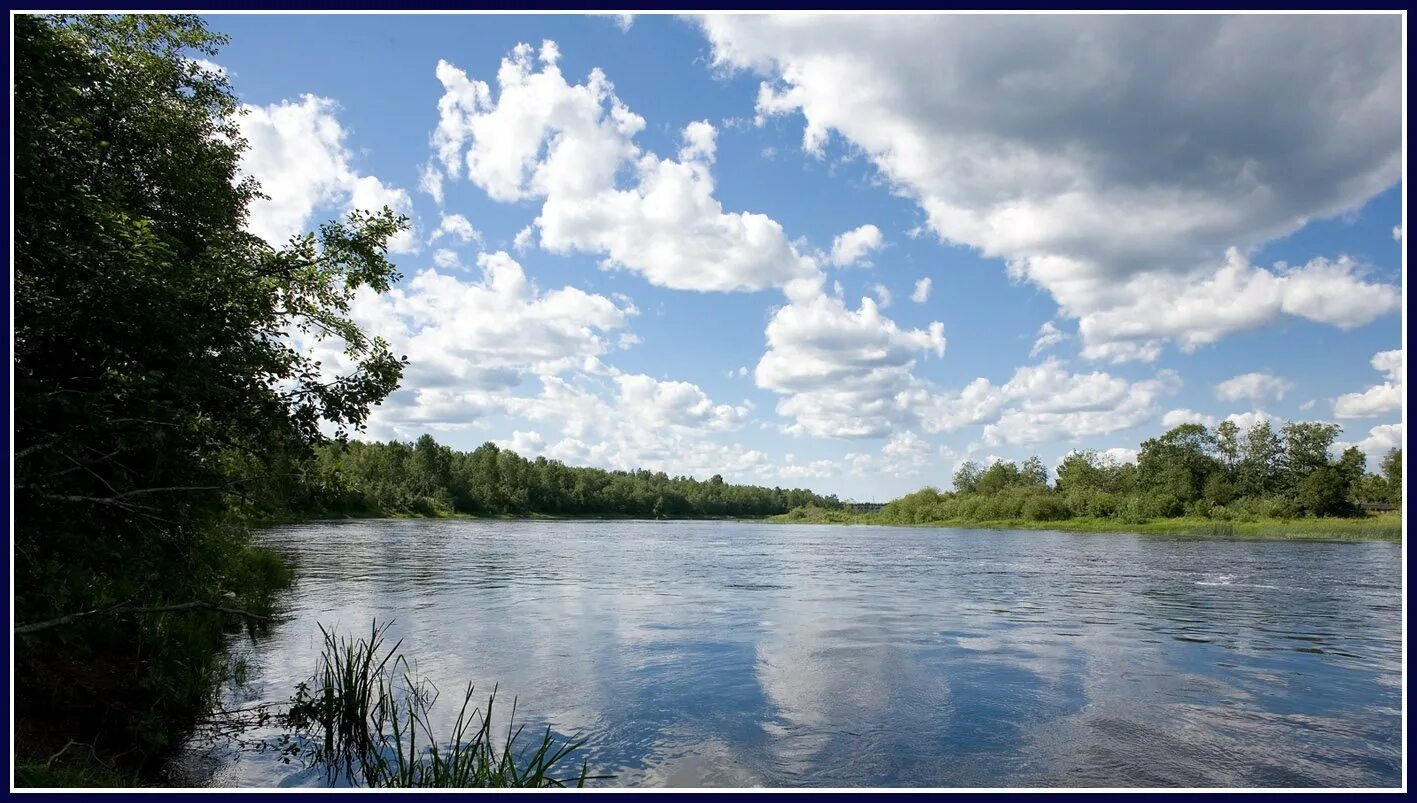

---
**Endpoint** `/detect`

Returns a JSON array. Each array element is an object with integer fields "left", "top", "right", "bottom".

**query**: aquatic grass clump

[{"left": 284, "top": 620, "right": 604, "bottom": 788}]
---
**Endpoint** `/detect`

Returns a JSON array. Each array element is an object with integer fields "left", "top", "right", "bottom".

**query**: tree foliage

[
  {"left": 280, "top": 438, "right": 841, "bottom": 520},
  {"left": 14, "top": 14, "right": 406, "bottom": 770},
  {"left": 874, "top": 420, "right": 1400, "bottom": 526}
]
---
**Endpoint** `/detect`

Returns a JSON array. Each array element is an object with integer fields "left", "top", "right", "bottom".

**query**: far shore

[
  {"left": 264, "top": 509, "right": 1403, "bottom": 541},
  {"left": 768, "top": 510, "right": 1403, "bottom": 541}
]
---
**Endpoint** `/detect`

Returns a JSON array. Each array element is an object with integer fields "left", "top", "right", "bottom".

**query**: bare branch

[{"left": 16, "top": 600, "right": 269, "bottom": 635}]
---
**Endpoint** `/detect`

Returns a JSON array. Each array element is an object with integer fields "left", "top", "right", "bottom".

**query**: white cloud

[
  {"left": 508, "top": 374, "right": 770, "bottom": 480},
  {"left": 429, "top": 45, "right": 817, "bottom": 292},
  {"left": 189, "top": 57, "right": 226, "bottom": 77},
  {"left": 432, "top": 249, "right": 460, "bottom": 270},
  {"left": 238, "top": 95, "right": 354, "bottom": 245},
  {"left": 915, "top": 358, "right": 1180, "bottom": 446},
  {"left": 871, "top": 283, "right": 892, "bottom": 309},
  {"left": 756, "top": 279, "right": 945, "bottom": 438},
  {"left": 430, "top": 212, "right": 483, "bottom": 246},
  {"left": 1162, "top": 409, "right": 1217, "bottom": 429},
  {"left": 496, "top": 430, "right": 546, "bottom": 456},
  {"left": 1223, "top": 409, "right": 1280, "bottom": 433},
  {"left": 419, "top": 160, "right": 444, "bottom": 205},
  {"left": 1214, "top": 371, "right": 1294, "bottom": 404},
  {"left": 774, "top": 458, "right": 842, "bottom": 479},
  {"left": 704, "top": 15, "right": 1400, "bottom": 360},
  {"left": 1395, "top": 225, "right": 1403, "bottom": 241},
  {"left": 348, "top": 176, "right": 418, "bottom": 253},
  {"left": 1334, "top": 349, "right": 1404, "bottom": 418},
  {"left": 841, "top": 431, "right": 933, "bottom": 478},
  {"left": 1074, "top": 252, "right": 1399, "bottom": 362},
  {"left": 314, "top": 251, "right": 635, "bottom": 439},
  {"left": 1336, "top": 423, "right": 1403, "bottom": 465},
  {"left": 910, "top": 277, "right": 931, "bottom": 303},
  {"left": 1030, "top": 321, "right": 1066, "bottom": 357},
  {"left": 238, "top": 94, "right": 417, "bottom": 251},
  {"left": 1100, "top": 447, "right": 1139, "bottom": 465},
  {"left": 613, "top": 373, "right": 749, "bottom": 432},
  {"left": 828, "top": 224, "right": 884, "bottom": 267}
]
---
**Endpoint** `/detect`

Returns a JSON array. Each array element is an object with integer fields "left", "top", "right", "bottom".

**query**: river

[{"left": 175, "top": 519, "right": 1402, "bottom": 788}]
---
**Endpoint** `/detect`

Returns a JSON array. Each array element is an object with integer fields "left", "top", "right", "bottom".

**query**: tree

[
  {"left": 1054, "top": 451, "right": 1103, "bottom": 495},
  {"left": 1280, "top": 422, "right": 1342, "bottom": 493},
  {"left": 1237, "top": 421, "right": 1283, "bottom": 497},
  {"left": 1138, "top": 424, "right": 1219, "bottom": 502},
  {"left": 976, "top": 460, "right": 1023, "bottom": 494},
  {"left": 1213, "top": 420, "right": 1241, "bottom": 475},
  {"left": 1381, "top": 448, "right": 1403, "bottom": 505},
  {"left": 953, "top": 460, "right": 983, "bottom": 493},
  {"left": 14, "top": 14, "right": 407, "bottom": 767},
  {"left": 1021, "top": 456, "right": 1049, "bottom": 488}
]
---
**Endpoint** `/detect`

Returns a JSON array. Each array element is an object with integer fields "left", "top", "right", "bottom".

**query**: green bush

[{"left": 1022, "top": 496, "right": 1071, "bottom": 522}]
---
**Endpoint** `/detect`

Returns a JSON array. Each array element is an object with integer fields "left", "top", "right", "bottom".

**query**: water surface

[{"left": 179, "top": 519, "right": 1402, "bottom": 788}]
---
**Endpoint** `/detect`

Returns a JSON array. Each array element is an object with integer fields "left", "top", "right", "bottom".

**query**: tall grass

[{"left": 284, "top": 621, "right": 605, "bottom": 788}]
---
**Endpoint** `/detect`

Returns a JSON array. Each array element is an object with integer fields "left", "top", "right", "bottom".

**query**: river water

[{"left": 177, "top": 519, "right": 1403, "bottom": 788}]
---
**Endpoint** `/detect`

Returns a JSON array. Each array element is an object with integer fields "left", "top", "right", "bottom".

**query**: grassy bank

[{"left": 773, "top": 507, "right": 1403, "bottom": 541}]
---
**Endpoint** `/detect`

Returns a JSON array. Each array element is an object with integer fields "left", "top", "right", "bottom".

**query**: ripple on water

[{"left": 174, "top": 521, "right": 1401, "bottom": 788}]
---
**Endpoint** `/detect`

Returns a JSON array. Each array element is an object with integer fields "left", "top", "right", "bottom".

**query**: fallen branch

[{"left": 15, "top": 600, "right": 268, "bottom": 635}]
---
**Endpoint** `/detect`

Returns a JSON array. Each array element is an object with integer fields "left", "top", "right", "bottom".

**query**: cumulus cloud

[
  {"left": 428, "top": 44, "right": 817, "bottom": 292},
  {"left": 756, "top": 279, "right": 945, "bottom": 438},
  {"left": 1099, "top": 447, "right": 1139, "bottom": 465},
  {"left": 910, "top": 277, "right": 932, "bottom": 303},
  {"left": 1336, "top": 422, "right": 1402, "bottom": 465},
  {"left": 1222, "top": 409, "right": 1280, "bottom": 433},
  {"left": 1162, "top": 409, "right": 1217, "bottom": 429},
  {"left": 613, "top": 373, "right": 749, "bottom": 432},
  {"left": 842, "top": 431, "right": 933, "bottom": 478},
  {"left": 238, "top": 94, "right": 416, "bottom": 251},
  {"left": 430, "top": 212, "right": 483, "bottom": 246},
  {"left": 432, "top": 249, "right": 460, "bottom": 269},
  {"left": 426, "top": 42, "right": 960, "bottom": 444},
  {"left": 496, "top": 430, "right": 546, "bottom": 456},
  {"left": 703, "top": 15, "right": 1401, "bottom": 360},
  {"left": 348, "top": 176, "right": 418, "bottom": 253},
  {"left": 1334, "top": 349, "right": 1404, "bottom": 418},
  {"left": 1214, "top": 371, "right": 1294, "bottom": 403},
  {"left": 506, "top": 374, "right": 769, "bottom": 479},
  {"left": 303, "top": 250, "right": 635, "bottom": 439},
  {"left": 1073, "top": 252, "right": 1399, "bottom": 362},
  {"left": 829, "top": 224, "right": 884, "bottom": 266},
  {"left": 912, "top": 358, "right": 1180, "bottom": 446}
]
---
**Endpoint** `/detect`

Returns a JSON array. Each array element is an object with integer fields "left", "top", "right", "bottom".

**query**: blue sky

[{"left": 209, "top": 13, "right": 1405, "bottom": 500}]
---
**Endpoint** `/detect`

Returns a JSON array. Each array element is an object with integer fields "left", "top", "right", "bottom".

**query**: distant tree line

[
  {"left": 873, "top": 420, "right": 1402, "bottom": 525},
  {"left": 272, "top": 435, "right": 843, "bottom": 519}
]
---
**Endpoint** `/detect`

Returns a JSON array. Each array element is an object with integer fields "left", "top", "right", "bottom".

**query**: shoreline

[
  {"left": 264, "top": 509, "right": 1402, "bottom": 541},
  {"left": 767, "top": 511, "right": 1403, "bottom": 541}
]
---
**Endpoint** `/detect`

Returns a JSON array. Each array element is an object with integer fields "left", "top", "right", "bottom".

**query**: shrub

[{"left": 1022, "top": 496, "right": 1071, "bottom": 522}]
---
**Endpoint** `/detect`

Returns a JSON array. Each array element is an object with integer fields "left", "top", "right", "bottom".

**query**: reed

[{"left": 284, "top": 620, "right": 605, "bottom": 788}]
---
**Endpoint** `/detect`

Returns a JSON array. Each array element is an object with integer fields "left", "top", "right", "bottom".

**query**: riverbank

[
  {"left": 14, "top": 544, "right": 293, "bottom": 788},
  {"left": 272, "top": 509, "right": 775, "bottom": 524},
  {"left": 771, "top": 508, "right": 1403, "bottom": 541}
]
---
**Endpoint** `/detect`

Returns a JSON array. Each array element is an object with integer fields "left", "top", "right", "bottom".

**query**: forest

[
  {"left": 274, "top": 436, "right": 841, "bottom": 519},
  {"left": 805, "top": 421, "right": 1403, "bottom": 528}
]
